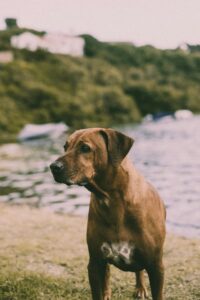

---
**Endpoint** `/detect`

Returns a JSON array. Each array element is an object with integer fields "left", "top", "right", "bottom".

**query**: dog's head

[{"left": 50, "top": 128, "right": 134, "bottom": 186}]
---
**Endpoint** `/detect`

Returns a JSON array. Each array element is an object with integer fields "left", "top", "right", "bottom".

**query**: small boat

[
  {"left": 143, "top": 112, "right": 175, "bottom": 123},
  {"left": 152, "top": 112, "right": 175, "bottom": 122},
  {"left": 18, "top": 122, "right": 68, "bottom": 141}
]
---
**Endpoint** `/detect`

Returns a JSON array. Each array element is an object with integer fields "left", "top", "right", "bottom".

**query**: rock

[
  {"left": 12, "top": 181, "right": 33, "bottom": 189},
  {"left": 23, "top": 189, "right": 35, "bottom": 197},
  {"left": 9, "top": 192, "right": 20, "bottom": 200},
  {"left": 34, "top": 183, "right": 55, "bottom": 194},
  {"left": 0, "top": 195, "right": 9, "bottom": 202}
]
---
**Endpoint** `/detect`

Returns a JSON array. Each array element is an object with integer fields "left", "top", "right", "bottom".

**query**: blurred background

[{"left": 0, "top": 0, "right": 200, "bottom": 237}]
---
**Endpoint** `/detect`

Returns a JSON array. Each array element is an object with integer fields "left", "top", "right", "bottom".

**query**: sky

[{"left": 0, "top": 0, "right": 200, "bottom": 49}]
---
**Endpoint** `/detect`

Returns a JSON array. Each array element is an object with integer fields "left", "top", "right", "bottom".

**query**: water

[{"left": 0, "top": 116, "right": 200, "bottom": 238}]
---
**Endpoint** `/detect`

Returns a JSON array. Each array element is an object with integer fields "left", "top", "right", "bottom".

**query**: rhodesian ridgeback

[{"left": 50, "top": 128, "right": 166, "bottom": 300}]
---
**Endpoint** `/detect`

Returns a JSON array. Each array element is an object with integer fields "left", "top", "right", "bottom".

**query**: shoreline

[{"left": 0, "top": 203, "right": 199, "bottom": 299}]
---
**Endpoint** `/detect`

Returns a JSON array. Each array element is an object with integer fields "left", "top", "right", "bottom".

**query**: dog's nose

[{"left": 50, "top": 161, "right": 64, "bottom": 174}]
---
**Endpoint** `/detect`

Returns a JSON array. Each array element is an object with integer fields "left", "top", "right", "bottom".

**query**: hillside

[{"left": 0, "top": 28, "right": 200, "bottom": 142}]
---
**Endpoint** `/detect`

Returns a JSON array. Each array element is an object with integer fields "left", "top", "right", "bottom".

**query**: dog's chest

[{"left": 101, "top": 241, "right": 136, "bottom": 269}]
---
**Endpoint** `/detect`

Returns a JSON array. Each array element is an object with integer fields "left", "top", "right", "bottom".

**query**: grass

[{"left": 0, "top": 204, "right": 199, "bottom": 299}]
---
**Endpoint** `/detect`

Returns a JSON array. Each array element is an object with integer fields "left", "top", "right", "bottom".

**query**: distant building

[
  {"left": 178, "top": 43, "right": 189, "bottom": 52},
  {"left": 5, "top": 18, "right": 18, "bottom": 29},
  {"left": 0, "top": 51, "right": 13, "bottom": 63},
  {"left": 11, "top": 32, "right": 41, "bottom": 52},
  {"left": 43, "top": 33, "right": 85, "bottom": 56},
  {"left": 11, "top": 32, "right": 85, "bottom": 56}
]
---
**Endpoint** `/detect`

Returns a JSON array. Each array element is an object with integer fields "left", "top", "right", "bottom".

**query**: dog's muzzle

[
  {"left": 50, "top": 160, "right": 66, "bottom": 183},
  {"left": 50, "top": 160, "right": 90, "bottom": 186}
]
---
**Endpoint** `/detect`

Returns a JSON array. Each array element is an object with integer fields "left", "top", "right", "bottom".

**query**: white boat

[
  {"left": 174, "top": 110, "right": 193, "bottom": 120},
  {"left": 18, "top": 122, "right": 68, "bottom": 141}
]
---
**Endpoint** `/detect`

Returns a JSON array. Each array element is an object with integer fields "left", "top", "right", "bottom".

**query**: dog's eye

[
  {"left": 80, "top": 144, "right": 91, "bottom": 153},
  {"left": 63, "top": 143, "right": 68, "bottom": 151}
]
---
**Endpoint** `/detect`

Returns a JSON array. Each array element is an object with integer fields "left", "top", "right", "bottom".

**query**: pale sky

[{"left": 0, "top": 0, "right": 200, "bottom": 49}]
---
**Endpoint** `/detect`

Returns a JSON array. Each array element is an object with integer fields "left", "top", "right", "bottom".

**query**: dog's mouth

[
  {"left": 67, "top": 179, "right": 89, "bottom": 187},
  {"left": 52, "top": 173, "right": 89, "bottom": 187},
  {"left": 58, "top": 180, "right": 89, "bottom": 188},
  {"left": 77, "top": 180, "right": 89, "bottom": 186}
]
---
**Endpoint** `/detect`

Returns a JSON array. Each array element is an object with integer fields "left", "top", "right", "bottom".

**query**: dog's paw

[
  {"left": 103, "top": 291, "right": 111, "bottom": 300},
  {"left": 103, "top": 295, "right": 111, "bottom": 300},
  {"left": 103, "top": 296, "right": 111, "bottom": 300},
  {"left": 134, "top": 286, "right": 148, "bottom": 299}
]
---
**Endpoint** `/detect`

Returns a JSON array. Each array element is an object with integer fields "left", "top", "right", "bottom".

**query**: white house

[
  {"left": 11, "top": 32, "right": 85, "bottom": 56},
  {"left": 11, "top": 32, "right": 42, "bottom": 52},
  {"left": 43, "top": 33, "right": 85, "bottom": 56}
]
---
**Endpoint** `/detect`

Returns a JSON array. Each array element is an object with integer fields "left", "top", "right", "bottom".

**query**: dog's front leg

[
  {"left": 147, "top": 260, "right": 164, "bottom": 300},
  {"left": 102, "top": 264, "right": 111, "bottom": 300},
  {"left": 88, "top": 259, "right": 111, "bottom": 300},
  {"left": 135, "top": 270, "right": 148, "bottom": 299}
]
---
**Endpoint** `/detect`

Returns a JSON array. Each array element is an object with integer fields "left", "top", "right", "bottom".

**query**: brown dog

[{"left": 50, "top": 128, "right": 166, "bottom": 300}]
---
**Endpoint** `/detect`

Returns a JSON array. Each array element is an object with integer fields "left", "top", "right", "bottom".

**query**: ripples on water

[{"left": 0, "top": 116, "right": 200, "bottom": 237}]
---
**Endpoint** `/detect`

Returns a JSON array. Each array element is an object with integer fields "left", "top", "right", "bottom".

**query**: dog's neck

[
  {"left": 85, "top": 159, "right": 131, "bottom": 201},
  {"left": 85, "top": 158, "right": 144, "bottom": 229}
]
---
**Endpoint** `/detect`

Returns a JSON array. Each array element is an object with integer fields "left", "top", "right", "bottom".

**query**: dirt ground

[{"left": 0, "top": 203, "right": 199, "bottom": 299}]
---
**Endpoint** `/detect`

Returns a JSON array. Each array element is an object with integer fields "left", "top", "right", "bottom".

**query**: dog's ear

[{"left": 99, "top": 129, "right": 134, "bottom": 166}]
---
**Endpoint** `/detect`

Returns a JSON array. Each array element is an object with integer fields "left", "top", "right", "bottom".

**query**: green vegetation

[
  {"left": 0, "top": 204, "right": 200, "bottom": 299},
  {"left": 0, "top": 28, "right": 200, "bottom": 142}
]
